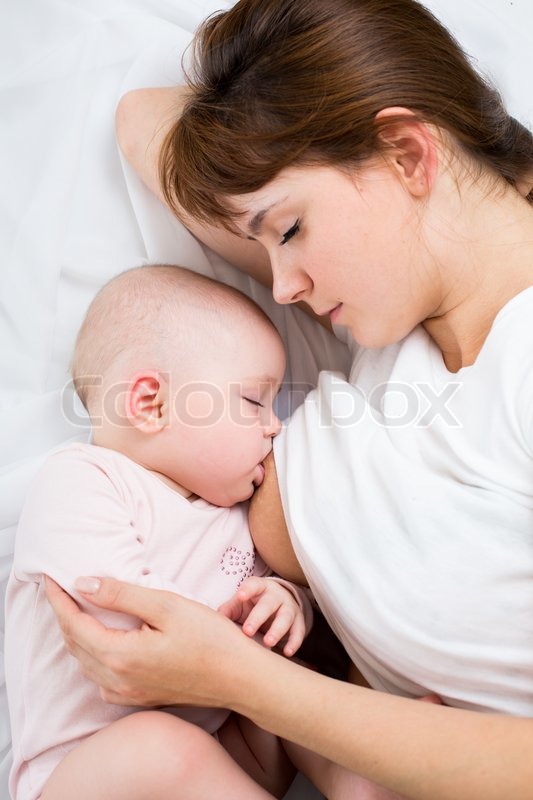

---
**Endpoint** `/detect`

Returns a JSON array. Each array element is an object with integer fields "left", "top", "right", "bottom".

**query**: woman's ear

[
  {"left": 125, "top": 371, "right": 170, "bottom": 433},
  {"left": 375, "top": 107, "right": 438, "bottom": 197}
]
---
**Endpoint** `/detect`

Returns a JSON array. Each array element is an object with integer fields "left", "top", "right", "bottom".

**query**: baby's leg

[
  {"left": 218, "top": 712, "right": 296, "bottom": 799},
  {"left": 42, "top": 710, "right": 276, "bottom": 800},
  {"left": 282, "top": 741, "right": 409, "bottom": 800},
  {"left": 283, "top": 694, "right": 444, "bottom": 800}
]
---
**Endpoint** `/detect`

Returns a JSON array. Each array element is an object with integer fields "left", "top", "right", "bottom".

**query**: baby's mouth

[{"left": 253, "top": 462, "right": 266, "bottom": 487}]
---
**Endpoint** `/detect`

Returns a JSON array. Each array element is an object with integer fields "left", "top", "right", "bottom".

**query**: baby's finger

[
  {"left": 241, "top": 594, "right": 283, "bottom": 638},
  {"left": 282, "top": 613, "right": 307, "bottom": 657},
  {"left": 235, "top": 576, "right": 268, "bottom": 602},
  {"left": 262, "top": 605, "right": 297, "bottom": 649},
  {"left": 218, "top": 595, "right": 246, "bottom": 622}
]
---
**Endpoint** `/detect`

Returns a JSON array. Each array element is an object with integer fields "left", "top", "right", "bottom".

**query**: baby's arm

[
  {"left": 218, "top": 576, "right": 313, "bottom": 657},
  {"left": 15, "top": 449, "right": 188, "bottom": 623}
]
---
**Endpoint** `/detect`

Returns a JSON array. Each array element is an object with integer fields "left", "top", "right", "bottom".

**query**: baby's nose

[{"left": 264, "top": 410, "right": 282, "bottom": 438}]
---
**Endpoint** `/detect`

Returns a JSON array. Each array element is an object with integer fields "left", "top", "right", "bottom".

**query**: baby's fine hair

[
  {"left": 72, "top": 264, "right": 275, "bottom": 412},
  {"left": 160, "top": 0, "right": 533, "bottom": 227}
]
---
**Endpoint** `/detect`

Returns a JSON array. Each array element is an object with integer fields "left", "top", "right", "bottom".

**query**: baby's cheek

[{"left": 178, "top": 386, "right": 222, "bottom": 424}]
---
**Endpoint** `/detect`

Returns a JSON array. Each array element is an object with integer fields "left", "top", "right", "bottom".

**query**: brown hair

[{"left": 160, "top": 0, "right": 533, "bottom": 227}]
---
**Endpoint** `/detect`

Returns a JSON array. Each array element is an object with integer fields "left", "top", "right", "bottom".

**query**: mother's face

[{"left": 230, "top": 163, "right": 442, "bottom": 348}]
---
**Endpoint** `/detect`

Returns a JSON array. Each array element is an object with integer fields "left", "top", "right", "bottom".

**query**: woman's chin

[{"left": 349, "top": 322, "right": 411, "bottom": 349}]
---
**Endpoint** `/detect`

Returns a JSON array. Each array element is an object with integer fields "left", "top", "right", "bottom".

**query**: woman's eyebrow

[{"left": 247, "top": 196, "right": 288, "bottom": 236}]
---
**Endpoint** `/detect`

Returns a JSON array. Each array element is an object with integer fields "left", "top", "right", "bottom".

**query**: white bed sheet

[{"left": 1, "top": 1, "right": 531, "bottom": 798}]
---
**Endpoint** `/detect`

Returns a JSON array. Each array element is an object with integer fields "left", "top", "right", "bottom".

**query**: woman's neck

[{"left": 422, "top": 184, "right": 533, "bottom": 372}]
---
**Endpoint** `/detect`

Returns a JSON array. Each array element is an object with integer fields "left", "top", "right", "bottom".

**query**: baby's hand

[{"left": 218, "top": 577, "right": 307, "bottom": 657}]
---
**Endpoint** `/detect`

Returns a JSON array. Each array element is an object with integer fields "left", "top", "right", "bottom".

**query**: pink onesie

[{"left": 5, "top": 443, "right": 309, "bottom": 800}]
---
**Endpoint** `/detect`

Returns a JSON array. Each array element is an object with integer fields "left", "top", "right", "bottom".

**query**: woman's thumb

[{"left": 74, "top": 576, "right": 169, "bottom": 628}]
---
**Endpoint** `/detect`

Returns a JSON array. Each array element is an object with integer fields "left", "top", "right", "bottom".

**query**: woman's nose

[{"left": 270, "top": 259, "right": 311, "bottom": 305}]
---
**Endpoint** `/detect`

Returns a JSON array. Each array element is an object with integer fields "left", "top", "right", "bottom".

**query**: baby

[{"left": 5, "top": 265, "right": 312, "bottom": 800}]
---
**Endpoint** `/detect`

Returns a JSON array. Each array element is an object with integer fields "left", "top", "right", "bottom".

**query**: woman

[{"left": 47, "top": 0, "right": 533, "bottom": 796}]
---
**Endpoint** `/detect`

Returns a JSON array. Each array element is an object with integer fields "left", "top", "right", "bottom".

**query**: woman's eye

[
  {"left": 280, "top": 219, "right": 300, "bottom": 245},
  {"left": 244, "top": 397, "right": 263, "bottom": 408}
]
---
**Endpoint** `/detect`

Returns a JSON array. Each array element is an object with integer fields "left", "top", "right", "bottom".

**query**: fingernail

[{"left": 75, "top": 577, "right": 101, "bottom": 594}]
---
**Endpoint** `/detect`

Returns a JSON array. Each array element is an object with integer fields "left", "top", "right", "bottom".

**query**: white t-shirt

[{"left": 275, "top": 287, "right": 533, "bottom": 714}]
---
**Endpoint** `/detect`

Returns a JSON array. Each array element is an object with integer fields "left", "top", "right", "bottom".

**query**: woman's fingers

[
  {"left": 45, "top": 576, "right": 112, "bottom": 656},
  {"left": 45, "top": 575, "right": 83, "bottom": 631},
  {"left": 45, "top": 577, "right": 142, "bottom": 699},
  {"left": 45, "top": 576, "right": 150, "bottom": 695},
  {"left": 72, "top": 576, "right": 173, "bottom": 629},
  {"left": 45, "top": 575, "right": 256, "bottom": 708}
]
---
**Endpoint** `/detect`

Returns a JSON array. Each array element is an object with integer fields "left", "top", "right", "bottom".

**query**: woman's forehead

[{"left": 228, "top": 165, "right": 344, "bottom": 222}]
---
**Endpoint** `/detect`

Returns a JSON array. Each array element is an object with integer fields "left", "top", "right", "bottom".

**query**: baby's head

[{"left": 72, "top": 265, "right": 285, "bottom": 506}]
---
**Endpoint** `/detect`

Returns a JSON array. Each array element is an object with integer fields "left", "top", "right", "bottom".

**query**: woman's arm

[
  {"left": 46, "top": 574, "right": 533, "bottom": 800},
  {"left": 116, "top": 88, "right": 273, "bottom": 286},
  {"left": 115, "top": 88, "right": 331, "bottom": 329}
]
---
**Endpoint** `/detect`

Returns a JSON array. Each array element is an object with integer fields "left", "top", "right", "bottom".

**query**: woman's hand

[{"left": 44, "top": 575, "right": 254, "bottom": 707}]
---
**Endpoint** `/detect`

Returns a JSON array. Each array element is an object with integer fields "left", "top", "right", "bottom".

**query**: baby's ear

[
  {"left": 126, "top": 371, "right": 170, "bottom": 433},
  {"left": 374, "top": 107, "right": 438, "bottom": 197}
]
